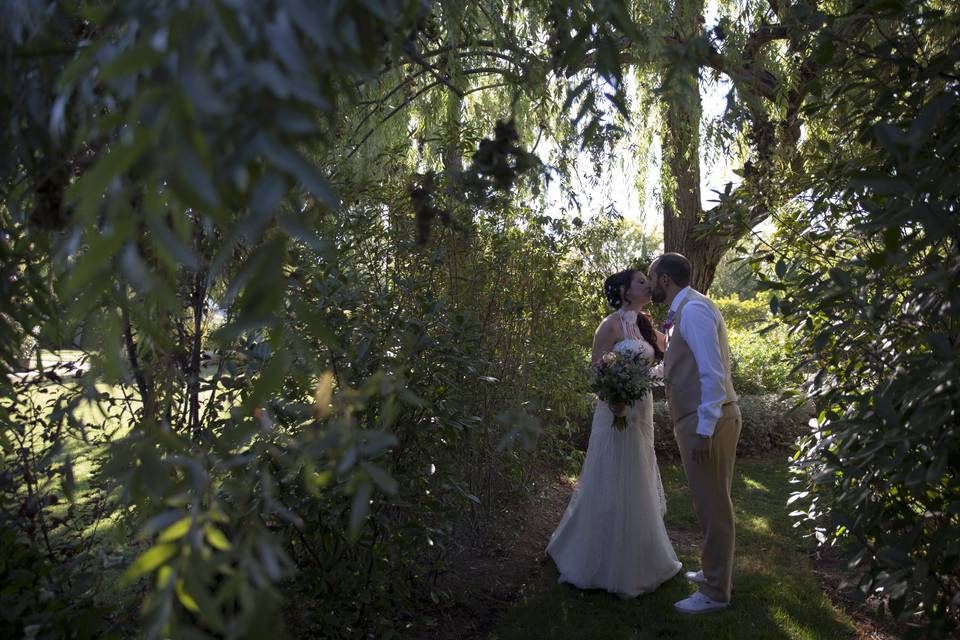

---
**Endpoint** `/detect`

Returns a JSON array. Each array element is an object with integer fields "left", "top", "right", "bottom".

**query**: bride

[{"left": 546, "top": 268, "right": 682, "bottom": 597}]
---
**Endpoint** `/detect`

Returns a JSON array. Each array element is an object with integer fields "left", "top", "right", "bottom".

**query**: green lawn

[{"left": 492, "top": 456, "right": 854, "bottom": 640}]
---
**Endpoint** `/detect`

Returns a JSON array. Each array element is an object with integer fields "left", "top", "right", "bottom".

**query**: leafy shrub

[
  {"left": 0, "top": 2, "right": 623, "bottom": 636},
  {"left": 714, "top": 295, "right": 771, "bottom": 332},
  {"left": 758, "top": 1, "right": 960, "bottom": 635},
  {"left": 727, "top": 327, "right": 800, "bottom": 395},
  {"left": 0, "top": 526, "right": 109, "bottom": 640},
  {"left": 652, "top": 394, "right": 814, "bottom": 458}
]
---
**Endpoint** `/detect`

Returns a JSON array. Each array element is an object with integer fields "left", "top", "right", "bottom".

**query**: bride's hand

[{"left": 611, "top": 403, "right": 627, "bottom": 415}]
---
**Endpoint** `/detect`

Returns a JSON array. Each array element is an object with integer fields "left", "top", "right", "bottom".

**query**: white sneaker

[
  {"left": 684, "top": 570, "right": 706, "bottom": 584},
  {"left": 674, "top": 592, "right": 729, "bottom": 614}
]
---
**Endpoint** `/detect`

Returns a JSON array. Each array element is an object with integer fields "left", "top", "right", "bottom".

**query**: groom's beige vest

[{"left": 663, "top": 289, "right": 738, "bottom": 423}]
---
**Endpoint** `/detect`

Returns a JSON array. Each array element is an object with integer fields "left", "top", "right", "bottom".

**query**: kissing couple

[{"left": 546, "top": 252, "right": 742, "bottom": 614}]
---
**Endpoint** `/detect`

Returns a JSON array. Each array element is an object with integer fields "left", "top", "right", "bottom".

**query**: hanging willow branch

[
  {"left": 402, "top": 38, "right": 466, "bottom": 98},
  {"left": 347, "top": 66, "right": 521, "bottom": 158}
]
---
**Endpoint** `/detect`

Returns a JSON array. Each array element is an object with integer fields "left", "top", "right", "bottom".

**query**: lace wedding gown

[{"left": 546, "top": 309, "right": 682, "bottom": 597}]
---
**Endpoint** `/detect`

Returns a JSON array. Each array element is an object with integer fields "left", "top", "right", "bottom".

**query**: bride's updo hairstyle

[
  {"left": 603, "top": 269, "right": 634, "bottom": 310},
  {"left": 602, "top": 268, "right": 663, "bottom": 362}
]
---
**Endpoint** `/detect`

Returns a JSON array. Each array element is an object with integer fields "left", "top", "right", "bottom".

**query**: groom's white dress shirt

[{"left": 668, "top": 286, "right": 727, "bottom": 438}]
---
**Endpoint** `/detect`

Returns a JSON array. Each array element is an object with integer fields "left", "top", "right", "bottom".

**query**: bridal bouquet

[{"left": 588, "top": 351, "right": 656, "bottom": 430}]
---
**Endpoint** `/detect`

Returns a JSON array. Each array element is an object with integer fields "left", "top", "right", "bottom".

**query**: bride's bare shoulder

[{"left": 595, "top": 312, "right": 622, "bottom": 336}]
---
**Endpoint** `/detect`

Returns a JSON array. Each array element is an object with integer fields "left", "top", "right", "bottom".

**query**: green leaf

[
  {"left": 204, "top": 523, "right": 232, "bottom": 551},
  {"left": 876, "top": 545, "right": 912, "bottom": 568},
  {"left": 122, "top": 543, "right": 179, "bottom": 582},
  {"left": 362, "top": 462, "right": 398, "bottom": 496},
  {"left": 100, "top": 42, "right": 164, "bottom": 80},
  {"left": 348, "top": 483, "right": 372, "bottom": 541},
  {"left": 306, "top": 469, "right": 333, "bottom": 496},
  {"left": 242, "top": 171, "right": 287, "bottom": 242},
  {"left": 62, "top": 219, "right": 134, "bottom": 296},
  {"left": 356, "top": 430, "right": 399, "bottom": 456},
  {"left": 175, "top": 579, "right": 201, "bottom": 613},
  {"left": 258, "top": 134, "right": 338, "bottom": 210},
  {"left": 66, "top": 136, "right": 152, "bottom": 220},
  {"left": 157, "top": 517, "right": 192, "bottom": 543},
  {"left": 562, "top": 78, "right": 592, "bottom": 114},
  {"left": 828, "top": 268, "right": 851, "bottom": 287},
  {"left": 907, "top": 93, "right": 956, "bottom": 157},
  {"left": 175, "top": 146, "right": 221, "bottom": 209},
  {"left": 873, "top": 122, "right": 907, "bottom": 156},
  {"left": 927, "top": 333, "right": 953, "bottom": 359},
  {"left": 775, "top": 258, "right": 786, "bottom": 279},
  {"left": 146, "top": 215, "right": 201, "bottom": 271},
  {"left": 875, "top": 395, "right": 899, "bottom": 428}
]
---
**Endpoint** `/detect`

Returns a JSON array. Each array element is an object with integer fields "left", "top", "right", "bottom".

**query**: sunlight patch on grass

[
  {"left": 741, "top": 474, "right": 770, "bottom": 493},
  {"left": 742, "top": 514, "right": 772, "bottom": 535},
  {"left": 770, "top": 604, "right": 821, "bottom": 640}
]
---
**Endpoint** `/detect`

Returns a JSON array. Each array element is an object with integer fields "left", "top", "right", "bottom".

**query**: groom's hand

[{"left": 692, "top": 435, "right": 712, "bottom": 463}]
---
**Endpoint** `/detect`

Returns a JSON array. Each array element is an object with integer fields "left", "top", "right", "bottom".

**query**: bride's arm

[
  {"left": 654, "top": 328, "right": 666, "bottom": 353},
  {"left": 590, "top": 317, "right": 620, "bottom": 367},
  {"left": 591, "top": 318, "right": 626, "bottom": 412}
]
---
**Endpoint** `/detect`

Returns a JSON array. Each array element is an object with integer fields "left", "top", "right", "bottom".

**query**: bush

[
  {"left": 708, "top": 295, "right": 803, "bottom": 396},
  {"left": 757, "top": 3, "right": 960, "bottom": 634},
  {"left": 714, "top": 295, "right": 771, "bottom": 331},
  {"left": 727, "top": 328, "right": 799, "bottom": 395},
  {"left": 652, "top": 394, "right": 814, "bottom": 458}
]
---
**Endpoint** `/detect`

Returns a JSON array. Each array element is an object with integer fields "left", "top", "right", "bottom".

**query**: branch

[
  {"left": 420, "top": 40, "right": 499, "bottom": 57},
  {"left": 766, "top": 0, "right": 787, "bottom": 21},
  {"left": 347, "top": 67, "right": 518, "bottom": 158},
  {"left": 573, "top": 34, "right": 784, "bottom": 102},
  {"left": 347, "top": 80, "right": 443, "bottom": 159},
  {"left": 567, "top": 36, "right": 634, "bottom": 77},
  {"left": 117, "top": 278, "right": 150, "bottom": 414},
  {"left": 743, "top": 23, "right": 791, "bottom": 60},
  {"left": 694, "top": 39, "right": 781, "bottom": 101},
  {"left": 402, "top": 38, "right": 465, "bottom": 98},
  {"left": 464, "top": 82, "right": 509, "bottom": 96}
]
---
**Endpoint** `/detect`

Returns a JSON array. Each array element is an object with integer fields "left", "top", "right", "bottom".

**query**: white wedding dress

[{"left": 546, "top": 309, "right": 682, "bottom": 597}]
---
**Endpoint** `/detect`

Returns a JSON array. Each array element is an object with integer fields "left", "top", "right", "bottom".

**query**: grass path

[{"left": 489, "top": 456, "right": 856, "bottom": 640}]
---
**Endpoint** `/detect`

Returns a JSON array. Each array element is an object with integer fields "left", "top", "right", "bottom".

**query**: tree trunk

[{"left": 660, "top": 0, "right": 727, "bottom": 293}]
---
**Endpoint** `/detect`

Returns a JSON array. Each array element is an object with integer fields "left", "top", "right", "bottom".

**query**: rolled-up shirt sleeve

[{"left": 678, "top": 301, "right": 726, "bottom": 437}]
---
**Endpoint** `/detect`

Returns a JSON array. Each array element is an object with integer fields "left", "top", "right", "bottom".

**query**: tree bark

[{"left": 661, "top": 0, "right": 728, "bottom": 293}]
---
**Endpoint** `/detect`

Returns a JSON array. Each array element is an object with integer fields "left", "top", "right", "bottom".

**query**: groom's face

[{"left": 648, "top": 265, "right": 668, "bottom": 303}]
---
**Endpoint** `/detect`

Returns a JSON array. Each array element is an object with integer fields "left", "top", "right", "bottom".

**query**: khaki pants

[{"left": 674, "top": 402, "right": 741, "bottom": 603}]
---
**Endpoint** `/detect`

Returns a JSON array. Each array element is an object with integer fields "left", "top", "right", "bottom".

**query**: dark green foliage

[
  {"left": 0, "top": 526, "right": 111, "bottom": 640},
  {"left": 4, "top": 0, "right": 955, "bottom": 637},
  {"left": 753, "top": 1, "right": 960, "bottom": 636}
]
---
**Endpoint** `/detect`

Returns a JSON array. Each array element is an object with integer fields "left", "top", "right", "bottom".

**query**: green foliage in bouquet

[{"left": 588, "top": 350, "right": 656, "bottom": 430}]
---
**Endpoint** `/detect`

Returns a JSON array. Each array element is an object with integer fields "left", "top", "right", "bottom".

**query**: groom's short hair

[{"left": 653, "top": 253, "right": 691, "bottom": 287}]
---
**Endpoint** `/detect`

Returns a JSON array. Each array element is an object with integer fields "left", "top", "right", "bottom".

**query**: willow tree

[
  {"left": 337, "top": 0, "right": 853, "bottom": 293},
  {"left": 639, "top": 0, "right": 824, "bottom": 291}
]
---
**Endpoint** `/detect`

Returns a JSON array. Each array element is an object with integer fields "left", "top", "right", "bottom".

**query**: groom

[{"left": 648, "top": 253, "right": 741, "bottom": 614}]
